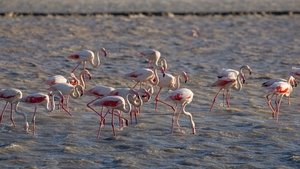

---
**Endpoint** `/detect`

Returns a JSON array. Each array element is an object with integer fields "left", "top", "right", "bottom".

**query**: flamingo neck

[
  {"left": 45, "top": 94, "right": 55, "bottom": 112},
  {"left": 14, "top": 102, "right": 29, "bottom": 132},
  {"left": 70, "top": 85, "right": 82, "bottom": 99},
  {"left": 233, "top": 74, "right": 243, "bottom": 91},
  {"left": 149, "top": 67, "right": 159, "bottom": 86},
  {"left": 89, "top": 50, "right": 100, "bottom": 68},
  {"left": 125, "top": 94, "right": 132, "bottom": 114}
]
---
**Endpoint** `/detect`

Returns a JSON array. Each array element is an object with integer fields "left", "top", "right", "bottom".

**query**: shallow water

[{"left": 0, "top": 15, "right": 300, "bottom": 168}]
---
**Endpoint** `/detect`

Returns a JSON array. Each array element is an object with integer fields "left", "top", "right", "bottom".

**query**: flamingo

[
  {"left": 19, "top": 91, "right": 66, "bottom": 134},
  {"left": 86, "top": 85, "right": 116, "bottom": 121},
  {"left": 124, "top": 67, "right": 160, "bottom": 89},
  {"left": 265, "top": 76, "right": 296, "bottom": 122},
  {"left": 68, "top": 48, "right": 107, "bottom": 73},
  {"left": 262, "top": 77, "right": 297, "bottom": 105},
  {"left": 0, "top": 88, "right": 22, "bottom": 127},
  {"left": 163, "top": 88, "right": 195, "bottom": 134},
  {"left": 45, "top": 73, "right": 80, "bottom": 87},
  {"left": 109, "top": 87, "right": 148, "bottom": 124},
  {"left": 209, "top": 65, "right": 252, "bottom": 112},
  {"left": 155, "top": 71, "right": 188, "bottom": 111},
  {"left": 137, "top": 49, "right": 168, "bottom": 70},
  {"left": 88, "top": 93, "right": 135, "bottom": 138},
  {"left": 48, "top": 83, "right": 84, "bottom": 115}
]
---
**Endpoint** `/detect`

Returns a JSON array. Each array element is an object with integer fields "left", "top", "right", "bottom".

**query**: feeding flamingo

[
  {"left": 19, "top": 91, "right": 65, "bottom": 134},
  {"left": 88, "top": 92, "right": 137, "bottom": 138},
  {"left": 68, "top": 47, "right": 108, "bottom": 73},
  {"left": 265, "top": 76, "right": 296, "bottom": 122},
  {"left": 209, "top": 65, "right": 252, "bottom": 112},
  {"left": 48, "top": 83, "right": 84, "bottom": 115},
  {"left": 0, "top": 88, "right": 22, "bottom": 127},
  {"left": 163, "top": 88, "right": 195, "bottom": 134},
  {"left": 155, "top": 71, "right": 188, "bottom": 111},
  {"left": 45, "top": 73, "right": 80, "bottom": 87},
  {"left": 109, "top": 87, "right": 148, "bottom": 124},
  {"left": 124, "top": 66, "right": 161, "bottom": 89}
]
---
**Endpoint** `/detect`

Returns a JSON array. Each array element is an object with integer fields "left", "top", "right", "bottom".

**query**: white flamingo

[
  {"left": 19, "top": 91, "right": 65, "bottom": 134},
  {"left": 68, "top": 47, "right": 107, "bottom": 73},
  {"left": 155, "top": 71, "right": 188, "bottom": 111}
]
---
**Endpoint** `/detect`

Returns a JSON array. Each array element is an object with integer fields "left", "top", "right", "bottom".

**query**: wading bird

[
  {"left": 155, "top": 71, "right": 188, "bottom": 111},
  {"left": 265, "top": 76, "right": 296, "bottom": 122},
  {"left": 19, "top": 91, "right": 65, "bottom": 134},
  {"left": 68, "top": 47, "right": 108, "bottom": 73},
  {"left": 0, "top": 88, "right": 22, "bottom": 127},
  {"left": 209, "top": 65, "right": 252, "bottom": 112},
  {"left": 88, "top": 92, "right": 137, "bottom": 138},
  {"left": 164, "top": 88, "right": 195, "bottom": 134}
]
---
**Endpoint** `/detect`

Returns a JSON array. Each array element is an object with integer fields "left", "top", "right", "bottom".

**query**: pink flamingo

[
  {"left": 262, "top": 77, "right": 297, "bottom": 105},
  {"left": 155, "top": 71, "right": 188, "bottom": 111},
  {"left": 124, "top": 67, "right": 160, "bottom": 89},
  {"left": 138, "top": 49, "right": 161, "bottom": 67},
  {"left": 164, "top": 88, "right": 195, "bottom": 134},
  {"left": 209, "top": 65, "right": 252, "bottom": 112},
  {"left": 109, "top": 87, "right": 148, "bottom": 124},
  {"left": 68, "top": 48, "right": 107, "bottom": 73},
  {"left": 48, "top": 83, "right": 84, "bottom": 115},
  {"left": 0, "top": 88, "right": 22, "bottom": 127},
  {"left": 45, "top": 73, "right": 80, "bottom": 87},
  {"left": 19, "top": 91, "right": 66, "bottom": 134},
  {"left": 88, "top": 94, "right": 135, "bottom": 138},
  {"left": 86, "top": 85, "right": 116, "bottom": 121},
  {"left": 265, "top": 76, "right": 296, "bottom": 122}
]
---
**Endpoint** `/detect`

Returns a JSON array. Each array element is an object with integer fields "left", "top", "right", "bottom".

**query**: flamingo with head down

[
  {"left": 155, "top": 71, "right": 188, "bottom": 111},
  {"left": 88, "top": 92, "right": 139, "bottom": 138},
  {"left": 19, "top": 91, "right": 65, "bottom": 134},
  {"left": 0, "top": 88, "right": 23, "bottom": 127},
  {"left": 68, "top": 47, "right": 108, "bottom": 73},
  {"left": 164, "top": 88, "right": 196, "bottom": 135}
]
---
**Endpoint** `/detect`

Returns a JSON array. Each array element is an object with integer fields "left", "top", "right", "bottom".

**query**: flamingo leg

[
  {"left": 111, "top": 109, "right": 116, "bottom": 136},
  {"left": 0, "top": 102, "right": 8, "bottom": 123},
  {"left": 209, "top": 88, "right": 222, "bottom": 112},
  {"left": 154, "top": 87, "right": 163, "bottom": 111},
  {"left": 32, "top": 106, "right": 37, "bottom": 135},
  {"left": 171, "top": 104, "right": 177, "bottom": 134},
  {"left": 182, "top": 102, "right": 196, "bottom": 134},
  {"left": 10, "top": 103, "right": 16, "bottom": 127},
  {"left": 131, "top": 82, "right": 140, "bottom": 89},
  {"left": 97, "top": 110, "right": 109, "bottom": 139},
  {"left": 156, "top": 99, "right": 176, "bottom": 112},
  {"left": 71, "top": 62, "right": 81, "bottom": 73},
  {"left": 275, "top": 95, "right": 284, "bottom": 123},
  {"left": 60, "top": 97, "right": 72, "bottom": 116},
  {"left": 265, "top": 93, "right": 276, "bottom": 117},
  {"left": 222, "top": 90, "right": 225, "bottom": 107},
  {"left": 226, "top": 89, "right": 231, "bottom": 108}
]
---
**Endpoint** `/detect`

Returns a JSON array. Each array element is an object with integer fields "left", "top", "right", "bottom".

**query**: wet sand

[{"left": 0, "top": 12, "right": 300, "bottom": 169}]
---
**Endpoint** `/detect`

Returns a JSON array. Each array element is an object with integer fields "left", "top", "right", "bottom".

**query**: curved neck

[
  {"left": 149, "top": 68, "right": 159, "bottom": 86},
  {"left": 14, "top": 102, "right": 29, "bottom": 131},
  {"left": 70, "top": 85, "right": 82, "bottom": 99},
  {"left": 233, "top": 75, "right": 243, "bottom": 91},
  {"left": 130, "top": 93, "right": 143, "bottom": 107},
  {"left": 89, "top": 50, "right": 100, "bottom": 68},
  {"left": 45, "top": 94, "right": 55, "bottom": 112},
  {"left": 125, "top": 94, "right": 132, "bottom": 114},
  {"left": 174, "top": 74, "right": 181, "bottom": 89}
]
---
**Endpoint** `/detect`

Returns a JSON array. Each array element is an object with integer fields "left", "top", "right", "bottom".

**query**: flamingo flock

[{"left": 0, "top": 47, "right": 299, "bottom": 138}]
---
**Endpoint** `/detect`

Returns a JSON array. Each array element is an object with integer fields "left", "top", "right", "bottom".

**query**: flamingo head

[
  {"left": 138, "top": 88, "right": 151, "bottom": 102},
  {"left": 82, "top": 69, "right": 92, "bottom": 80},
  {"left": 182, "top": 71, "right": 189, "bottom": 83},
  {"left": 289, "top": 76, "right": 297, "bottom": 87},
  {"left": 100, "top": 48, "right": 108, "bottom": 57},
  {"left": 240, "top": 65, "right": 252, "bottom": 75}
]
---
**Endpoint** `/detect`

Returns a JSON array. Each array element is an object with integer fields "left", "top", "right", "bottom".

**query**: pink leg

[
  {"left": 171, "top": 104, "right": 177, "bottom": 134},
  {"left": 275, "top": 95, "right": 284, "bottom": 123},
  {"left": 97, "top": 110, "right": 109, "bottom": 139},
  {"left": 32, "top": 106, "right": 37, "bottom": 135},
  {"left": 209, "top": 88, "right": 222, "bottom": 112},
  {"left": 156, "top": 99, "right": 176, "bottom": 112},
  {"left": 225, "top": 90, "right": 230, "bottom": 108},
  {"left": 111, "top": 109, "right": 116, "bottom": 136},
  {"left": 60, "top": 97, "right": 72, "bottom": 116},
  {"left": 71, "top": 62, "right": 81, "bottom": 73},
  {"left": 154, "top": 87, "right": 162, "bottom": 111},
  {"left": 10, "top": 103, "right": 16, "bottom": 127},
  {"left": 132, "top": 82, "right": 140, "bottom": 89},
  {"left": 265, "top": 93, "right": 276, "bottom": 117},
  {"left": 222, "top": 90, "right": 225, "bottom": 107},
  {"left": 0, "top": 102, "right": 8, "bottom": 123}
]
